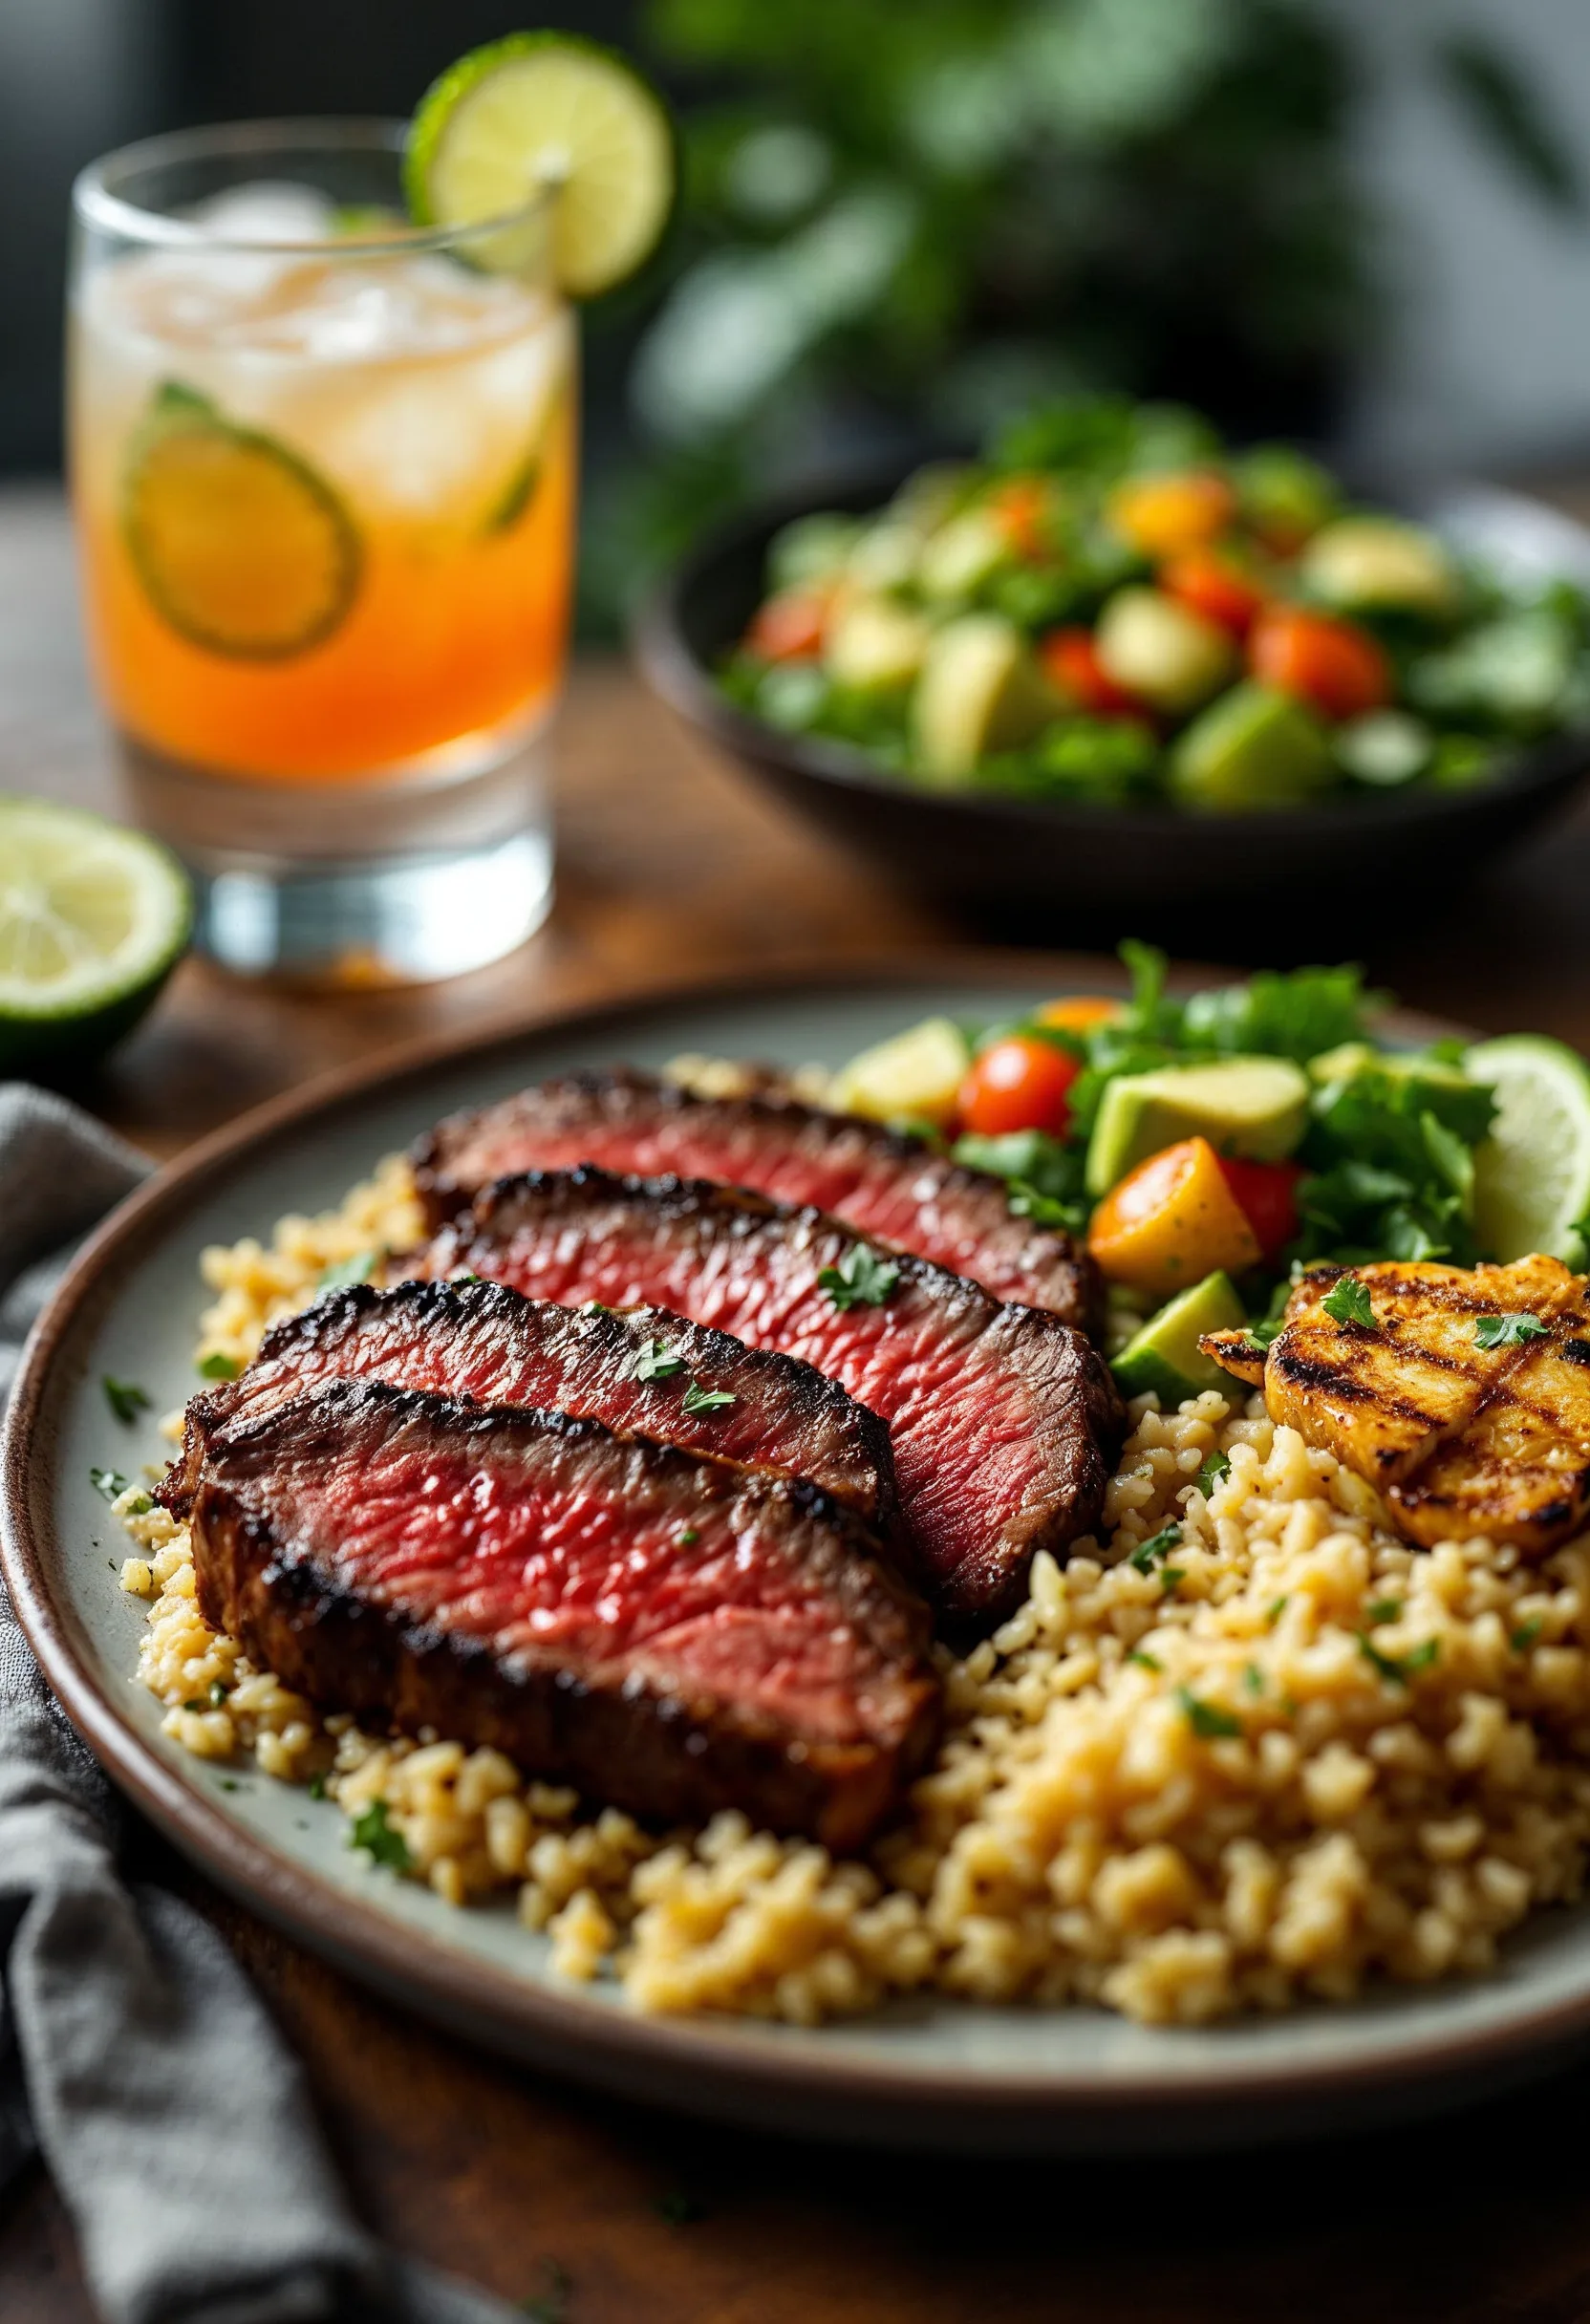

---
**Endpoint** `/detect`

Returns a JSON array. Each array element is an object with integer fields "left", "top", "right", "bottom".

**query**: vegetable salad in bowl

[
  {"left": 819, "top": 945, "right": 1590, "bottom": 1400},
  {"left": 720, "top": 397, "right": 1590, "bottom": 813}
]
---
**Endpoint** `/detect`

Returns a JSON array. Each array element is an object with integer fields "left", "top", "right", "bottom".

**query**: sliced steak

[
  {"left": 189, "top": 1379, "right": 940, "bottom": 1851},
  {"left": 160, "top": 1277, "right": 897, "bottom": 1541},
  {"left": 417, "top": 1169, "right": 1124, "bottom": 1629},
  {"left": 412, "top": 1068, "right": 1100, "bottom": 1332}
]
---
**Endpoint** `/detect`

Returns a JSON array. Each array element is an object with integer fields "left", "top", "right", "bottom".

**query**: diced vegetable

[
  {"left": 1300, "top": 516, "right": 1458, "bottom": 619},
  {"left": 846, "top": 524, "right": 924, "bottom": 592},
  {"left": 957, "top": 1035, "right": 1081, "bottom": 1139},
  {"left": 987, "top": 474, "right": 1060, "bottom": 559},
  {"left": 1037, "top": 996, "right": 1125, "bottom": 1032},
  {"left": 1105, "top": 470, "right": 1235, "bottom": 559},
  {"left": 825, "top": 598, "right": 930, "bottom": 693},
  {"left": 912, "top": 615, "right": 1060, "bottom": 781},
  {"left": 767, "top": 512, "right": 862, "bottom": 592},
  {"left": 1160, "top": 548, "right": 1267, "bottom": 636},
  {"left": 917, "top": 510, "right": 1012, "bottom": 602},
  {"left": 1111, "top": 1269, "right": 1250, "bottom": 1406},
  {"left": 1085, "top": 1054, "right": 1310, "bottom": 1195},
  {"left": 1095, "top": 587, "right": 1235, "bottom": 714},
  {"left": 1214, "top": 1155, "right": 1304, "bottom": 1261},
  {"left": 827, "top": 1016, "right": 971, "bottom": 1130},
  {"left": 1169, "top": 682, "right": 1334, "bottom": 812},
  {"left": 1087, "top": 1135, "right": 1262, "bottom": 1297},
  {"left": 1039, "top": 627, "right": 1145, "bottom": 717},
  {"left": 1334, "top": 708, "right": 1431, "bottom": 787},
  {"left": 747, "top": 589, "right": 828, "bottom": 662},
  {"left": 1249, "top": 607, "right": 1390, "bottom": 721}
]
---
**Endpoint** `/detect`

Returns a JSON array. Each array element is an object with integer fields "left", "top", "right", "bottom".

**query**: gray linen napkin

[{"left": 0, "top": 1084, "right": 519, "bottom": 2324}]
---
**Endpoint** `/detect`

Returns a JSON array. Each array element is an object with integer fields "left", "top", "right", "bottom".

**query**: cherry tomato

[
  {"left": 747, "top": 589, "right": 828, "bottom": 662},
  {"left": 1215, "top": 1155, "right": 1305, "bottom": 1262},
  {"left": 1106, "top": 470, "right": 1235, "bottom": 559},
  {"left": 957, "top": 1035, "right": 1081, "bottom": 1139},
  {"left": 1160, "top": 547, "right": 1267, "bottom": 636},
  {"left": 1038, "top": 627, "right": 1145, "bottom": 719},
  {"left": 1248, "top": 606, "right": 1389, "bottom": 721},
  {"left": 1036, "top": 995, "right": 1125, "bottom": 1033},
  {"left": 987, "top": 474, "right": 1056, "bottom": 560}
]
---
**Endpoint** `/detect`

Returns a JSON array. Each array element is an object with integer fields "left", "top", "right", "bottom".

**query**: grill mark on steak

[
  {"left": 414, "top": 1167, "right": 1124, "bottom": 1630},
  {"left": 159, "top": 1277, "right": 898, "bottom": 1543},
  {"left": 188, "top": 1378, "right": 941, "bottom": 1852},
  {"left": 411, "top": 1067, "right": 1101, "bottom": 1333}
]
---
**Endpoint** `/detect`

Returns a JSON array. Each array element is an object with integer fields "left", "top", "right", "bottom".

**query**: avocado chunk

[
  {"left": 1300, "top": 516, "right": 1458, "bottom": 618},
  {"left": 917, "top": 509, "right": 1012, "bottom": 602},
  {"left": 828, "top": 1015, "right": 970, "bottom": 1130},
  {"left": 1085, "top": 1054, "right": 1310, "bottom": 1197},
  {"left": 1094, "top": 586, "right": 1235, "bottom": 714},
  {"left": 912, "top": 614, "right": 1059, "bottom": 782},
  {"left": 1112, "top": 1270, "right": 1250, "bottom": 1407},
  {"left": 1170, "top": 682, "right": 1335, "bottom": 813},
  {"left": 825, "top": 596, "right": 930, "bottom": 693}
]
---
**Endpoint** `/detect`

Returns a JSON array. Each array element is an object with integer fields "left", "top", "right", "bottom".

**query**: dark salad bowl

[{"left": 634, "top": 478, "right": 1590, "bottom": 934}]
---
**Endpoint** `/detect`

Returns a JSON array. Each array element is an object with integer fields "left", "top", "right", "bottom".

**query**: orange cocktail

[{"left": 69, "top": 124, "right": 574, "bottom": 979}]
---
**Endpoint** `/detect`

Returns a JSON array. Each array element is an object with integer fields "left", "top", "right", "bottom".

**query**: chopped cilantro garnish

[
  {"left": 1474, "top": 1311, "right": 1550, "bottom": 1350},
  {"left": 208, "top": 1680, "right": 227, "bottom": 1706},
  {"left": 682, "top": 1380, "right": 737, "bottom": 1416},
  {"left": 1512, "top": 1619, "right": 1544, "bottom": 1651},
  {"left": 1176, "top": 1686, "right": 1242, "bottom": 1740},
  {"left": 196, "top": 1351, "right": 242, "bottom": 1381},
  {"left": 102, "top": 1374, "right": 150, "bottom": 1424},
  {"left": 632, "top": 1337, "right": 686, "bottom": 1382},
  {"left": 350, "top": 1798, "right": 412, "bottom": 1871},
  {"left": 125, "top": 1492, "right": 153, "bottom": 1516},
  {"left": 183, "top": 1698, "right": 207, "bottom": 1713},
  {"left": 1322, "top": 1275, "right": 1375, "bottom": 1329},
  {"left": 218, "top": 1778, "right": 240, "bottom": 1793},
  {"left": 307, "top": 1774, "right": 328, "bottom": 1801},
  {"left": 677, "top": 1526, "right": 700, "bottom": 1546},
  {"left": 90, "top": 1467, "right": 127, "bottom": 1502},
  {"left": 1265, "top": 1595, "right": 1289, "bottom": 1626},
  {"left": 1129, "top": 1522, "right": 1181, "bottom": 1572},
  {"left": 1243, "top": 1663, "right": 1265, "bottom": 1696},
  {"left": 1359, "top": 1632, "right": 1440, "bottom": 1685},
  {"left": 1159, "top": 1567, "right": 1186, "bottom": 1597},
  {"left": 1364, "top": 1598, "right": 1403, "bottom": 1626},
  {"left": 319, "top": 1248, "right": 378, "bottom": 1291},
  {"left": 1128, "top": 1649, "right": 1162, "bottom": 1673},
  {"left": 1195, "top": 1449, "right": 1232, "bottom": 1496},
  {"left": 817, "top": 1246, "right": 901, "bottom": 1312}
]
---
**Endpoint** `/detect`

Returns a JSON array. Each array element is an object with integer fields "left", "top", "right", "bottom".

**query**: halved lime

[
  {"left": 1468, "top": 1032, "right": 1590, "bottom": 1265},
  {"left": 406, "top": 33, "right": 676, "bottom": 297},
  {"left": 124, "top": 381, "right": 361, "bottom": 660},
  {"left": 0, "top": 798, "right": 191, "bottom": 1072}
]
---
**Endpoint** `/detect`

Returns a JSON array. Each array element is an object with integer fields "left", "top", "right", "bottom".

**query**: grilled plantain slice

[{"left": 1200, "top": 1253, "right": 1590, "bottom": 1554}]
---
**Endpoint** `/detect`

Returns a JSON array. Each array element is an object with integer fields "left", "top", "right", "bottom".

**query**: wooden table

[{"left": 9, "top": 481, "right": 1590, "bottom": 2321}]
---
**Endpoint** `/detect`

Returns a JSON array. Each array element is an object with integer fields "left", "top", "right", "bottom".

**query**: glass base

[{"left": 118, "top": 721, "right": 554, "bottom": 986}]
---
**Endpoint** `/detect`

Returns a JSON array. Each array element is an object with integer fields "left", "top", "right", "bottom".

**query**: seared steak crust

[
  {"left": 189, "top": 1379, "right": 940, "bottom": 1851},
  {"left": 417, "top": 1168, "right": 1124, "bottom": 1629},
  {"left": 412, "top": 1068, "right": 1101, "bottom": 1333},
  {"left": 161, "top": 1277, "right": 897, "bottom": 1540}
]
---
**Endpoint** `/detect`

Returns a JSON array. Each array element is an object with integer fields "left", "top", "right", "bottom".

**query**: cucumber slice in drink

[
  {"left": 124, "top": 382, "right": 361, "bottom": 660},
  {"left": 407, "top": 33, "right": 676, "bottom": 296},
  {"left": 0, "top": 797, "right": 191, "bottom": 1071},
  {"left": 1467, "top": 1033, "right": 1590, "bottom": 1265}
]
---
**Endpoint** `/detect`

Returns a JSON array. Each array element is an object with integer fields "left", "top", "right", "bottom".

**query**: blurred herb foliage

[{"left": 580, "top": 0, "right": 1581, "bottom": 629}]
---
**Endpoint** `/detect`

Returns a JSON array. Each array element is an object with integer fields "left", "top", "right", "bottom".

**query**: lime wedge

[
  {"left": 0, "top": 798, "right": 191, "bottom": 1071},
  {"left": 124, "top": 381, "right": 361, "bottom": 660},
  {"left": 1467, "top": 1032, "right": 1590, "bottom": 1265},
  {"left": 406, "top": 33, "right": 676, "bottom": 297}
]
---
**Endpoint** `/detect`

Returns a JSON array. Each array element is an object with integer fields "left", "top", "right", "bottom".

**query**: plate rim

[{"left": 6, "top": 946, "right": 1580, "bottom": 2133}]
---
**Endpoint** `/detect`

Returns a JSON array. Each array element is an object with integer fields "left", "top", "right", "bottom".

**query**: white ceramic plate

[{"left": 9, "top": 958, "right": 1590, "bottom": 2152}]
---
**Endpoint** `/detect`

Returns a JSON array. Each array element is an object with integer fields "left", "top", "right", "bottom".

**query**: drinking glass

[{"left": 69, "top": 120, "right": 575, "bottom": 983}]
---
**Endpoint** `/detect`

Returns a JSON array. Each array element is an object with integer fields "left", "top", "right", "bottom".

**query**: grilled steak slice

[
  {"left": 189, "top": 1379, "right": 940, "bottom": 1851},
  {"left": 160, "top": 1277, "right": 897, "bottom": 1541},
  {"left": 412, "top": 1068, "right": 1100, "bottom": 1333},
  {"left": 416, "top": 1168, "right": 1124, "bottom": 1628}
]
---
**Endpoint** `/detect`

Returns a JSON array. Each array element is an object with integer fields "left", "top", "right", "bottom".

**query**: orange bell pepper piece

[
  {"left": 1106, "top": 471, "right": 1235, "bottom": 559},
  {"left": 1036, "top": 995, "right": 1125, "bottom": 1033},
  {"left": 1087, "top": 1135, "right": 1261, "bottom": 1297}
]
